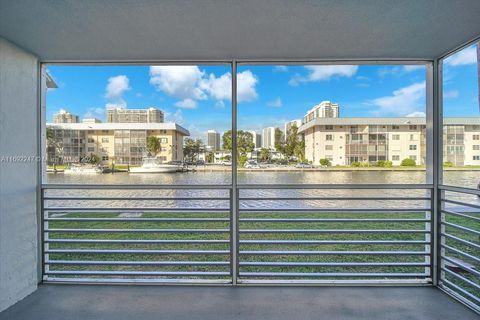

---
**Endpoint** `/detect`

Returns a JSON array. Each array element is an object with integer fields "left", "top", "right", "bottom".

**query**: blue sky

[{"left": 47, "top": 45, "right": 479, "bottom": 139}]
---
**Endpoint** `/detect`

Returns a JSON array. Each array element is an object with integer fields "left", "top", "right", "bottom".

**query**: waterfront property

[
  {"left": 300, "top": 117, "right": 480, "bottom": 166},
  {"left": 46, "top": 122, "right": 189, "bottom": 165}
]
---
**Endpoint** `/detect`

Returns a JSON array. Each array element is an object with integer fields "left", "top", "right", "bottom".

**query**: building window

[
  {"left": 87, "top": 147, "right": 94, "bottom": 152},
  {"left": 325, "top": 145, "right": 333, "bottom": 151},
  {"left": 473, "top": 135, "right": 480, "bottom": 141},
  {"left": 474, "top": 156, "right": 480, "bottom": 161},
  {"left": 160, "top": 130, "right": 167, "bottom": 134},
  {"left": 325, "top": 134, "right": 333, "bottom": 141},
  {"left": 102, "top": 156, "right": 109, "bottom": 161},
  {"left": 409, "top": 125, "right": 417, "bottom": 130},
  {"left": 102, "top": 130, "right": 109, "bottom": 134},
  {"left": 409, "top": 145, "right": 417, "bottom": 150},
  {"left": 392, "top": 155, "right": 400, "bottom": 161},
  {"left": 409, "top": 155, "right": 417, "bottom": 161},
  {"left": 325, "top": 125, "right": 333, "bottom": 130},
  {"left": 160, "top": 138, "right": 168, "bottom": 143},
  {"left": 473, "top": 145, "right": 480, "bottom": 151},
  {"left": 410, "top": 134, "right": 415, "bottom": 141},
  {"left": 102, "top": 138, "right": 109, "bottom": 143},
  {"left": 392, "top": 125, "right": 400, "bottom": 130},
  {"left": 87, "top": 138, "right": 95, "bottom": 143},
  {"left": 392, "top": 134, "right": 400, "bottom": 140}
]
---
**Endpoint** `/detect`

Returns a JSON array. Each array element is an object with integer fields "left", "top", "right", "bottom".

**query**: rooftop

[
  {"left": 299, "top": 117, "right": 480, "bottom": 132},
  {"left": 46, "top": 122, "right": 190, "bottom": 136}
]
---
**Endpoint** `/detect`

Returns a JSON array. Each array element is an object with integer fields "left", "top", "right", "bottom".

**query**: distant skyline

[{"left": 46, "top": 45, "right": 479, "bottom": 139}]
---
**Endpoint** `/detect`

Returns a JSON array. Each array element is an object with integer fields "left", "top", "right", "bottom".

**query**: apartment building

[
  {"left": 248, "top": 130, "right": 262, "bottom": 149},
  {"left": 107, "top": 107, "right": 164, "bottom": 123},
  {"left": 53, "top": 110, "right": 79, "bottom": 123},
  {"left": 206, "top": 130, "right": 221, "bottom": 151},
  {"left": 303, "top": 101, "right": 339, "bottom": 123},
  {"left": 262, "top": 127, "right": 276, "bottom": 150},
  {"left": 299, "top": 117, "right": 480, "bottom": 166},
  {"left": 46, "top": 122, "right": 189, "bottom": 165}
]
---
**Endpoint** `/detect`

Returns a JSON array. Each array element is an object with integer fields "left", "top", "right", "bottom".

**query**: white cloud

[
  {"left": 165, "top": 109, "right": 184, "bottom": 124},
  {"left": 403, "top": 65, "right": 424, "bottom": 72},
  {"left": 369, "top": 82, "right": 425, "bottom": 116},
  {"left": 149, "top": 66, "right": 258, "bottom": 106},
  {"left": 444, "top": 90, "right": 459, "bottom": 99},
  {"left": 237, "top": 70, "right": 258, "bottom": 102},
  {"left": 175, "top": 98, "right": 197, "bottom": 109},
  {"left": 444, "top": 45, "right": 477, "bottom": 66},
  {"left": 267, "top": 97, "right": 282, "bottom": 107},
  {"left": 406, "top": 111, "right": 426, "bottom": 117},
  {"left": 105, "top": 102, "right": 126, "bottom": 109},
  {"left": 105, "top": 75, "right": 130, "bottom": 99},
  {"left": 199, "top": 73, "right": 231, "bottom": 101},
  {"left": 274, "top": 66, "right": 288, "bottom": 72},
  {"left": 289, "top": 65, "right": 358, "bottom": 85},
  {"left": 149, "top": 66, "right": 206, "bottom": 100}
]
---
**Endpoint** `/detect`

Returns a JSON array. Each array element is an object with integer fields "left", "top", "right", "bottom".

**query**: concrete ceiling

[{"left": 1, "top": 0, "right": 479, "bottom": 62}]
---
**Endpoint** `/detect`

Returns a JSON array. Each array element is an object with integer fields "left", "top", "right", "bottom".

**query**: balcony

[{"left": 2, "top": 1, "right": 480, "bottom": 319}]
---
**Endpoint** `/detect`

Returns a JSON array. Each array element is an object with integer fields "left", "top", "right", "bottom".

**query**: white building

[
  {"left": 303, "top": 101, "right": 339, "bottom": 123},
  {"left": 262, "top": 127, "right": 276, "bottom": 150},
  {"left": 248, "top": 130, "right": 262, "bottom": 149},
  {"left": 82, "top": 118, "right": 102, "bottom": 124},
  {"left": 53, "top": 110, "right": 79, "bottom": 123},
  {"left": 107, "top": 107, "right": 164, "bottom": 123},
  {"left": 206, "top": 130, "right": 221, "bottom": 151}
]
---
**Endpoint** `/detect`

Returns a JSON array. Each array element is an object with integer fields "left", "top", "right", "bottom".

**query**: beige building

[
  {"left": 299, "top": 117, "right": 480, "bottom": 166},
  {"left": 107, "top": 107, "right": 164, "bottom": 123},
  {"left": 53, "top": 110, "right": 79, "bottom": 123},
  {"left": 46, "top": 122, "right": 189, "bottom": 165}
]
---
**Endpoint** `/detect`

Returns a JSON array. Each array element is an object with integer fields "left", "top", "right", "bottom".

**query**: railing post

[{"left": 231, "top": 59, "right": 238, "bottom": 285}]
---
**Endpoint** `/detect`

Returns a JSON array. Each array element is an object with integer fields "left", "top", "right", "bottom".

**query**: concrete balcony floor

[{"left": 0, "top": 285, "right": 478, "bottom": 320}]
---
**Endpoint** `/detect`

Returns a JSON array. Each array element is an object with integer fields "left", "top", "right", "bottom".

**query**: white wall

[{"left": 0, "top": 37, "right": 39, "bottom": 312}]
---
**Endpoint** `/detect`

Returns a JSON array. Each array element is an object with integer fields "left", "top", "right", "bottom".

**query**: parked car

[
  {"left": 196, "top": 160, "right": 205, "bottom": 165},
  {"left": 220, "top": 160, "right": 232, "bottom": 166},
  {"left": 295, "top": 162, "right": 314, "bottom": 169}
]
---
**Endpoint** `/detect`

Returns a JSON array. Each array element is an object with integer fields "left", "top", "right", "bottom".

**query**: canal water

[{"left": 44, "top": 171, "right": 480, "bottom": 210}]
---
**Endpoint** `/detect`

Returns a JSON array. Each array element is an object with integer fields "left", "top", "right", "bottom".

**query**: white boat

[
  {"left": 129, "top": 157, "right": 181, "bottom": 173},
  {"left": 64, "top": 164, "right": 104, "bottom": 174}
]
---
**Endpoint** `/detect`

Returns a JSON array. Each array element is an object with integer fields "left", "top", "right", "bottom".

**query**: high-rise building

[
  {"left": 284, "top": 119, "right": 302, "bottom": 136},
  {"left": 206, "top": 130, "right": 221, "bottom": 151},
  {"left": 248, "top": 130, "right": 262, "bottom": 149},
  {"left": 262, "top": 127, "right": 276, "bottom": 150},
  {"left": 107, "top": 107, "right": 164, "bottom": 123},
  {"left": 53, "top": 110, "right": 79, "bottom": 123},
  {"left": 303, "top": 101, "right": 339, "bottom": 123}
]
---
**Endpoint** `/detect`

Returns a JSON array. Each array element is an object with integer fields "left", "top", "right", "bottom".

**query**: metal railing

[
  {"left": 42, "top": 184, "right": 232, "bottom": 284},
  {"left": 41, "top": 183, "right": 434, "bottom": 285},
  {"left": 438, "top": 185, "right": 480, "bottom": 312}
]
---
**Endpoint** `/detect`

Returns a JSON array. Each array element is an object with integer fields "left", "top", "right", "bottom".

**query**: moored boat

[{"left": 129, "top": 157, "right": 181, "bottom": 173}]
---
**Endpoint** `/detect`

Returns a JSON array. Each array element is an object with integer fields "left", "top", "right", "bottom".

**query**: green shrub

[
  {"left": 376, "top": 160, "right": 393, "bottom": 168},
  {"left": 400, "top": 158, "right": 416, "bottom": 166},
  {"left": 319, "top": 158, "right": 331, "bottom": 166},
  {"left": 351, "top": 161, "right": 361, "bottom": 167},
  {"left": 443, "top": 161, "right": 454, "bottom": 167}
]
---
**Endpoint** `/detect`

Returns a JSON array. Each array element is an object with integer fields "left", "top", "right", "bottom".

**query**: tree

[
  {"left": 46, "top": 127, "right": 62, "bottom": 167},
  {"left": 146, "top": 136, "right": 161, "bottom": 156},
  {"left": 183, "top": 138, "right": 203, "bottom": 161},
  {"left": 259, "top": 148, "right": 270, "bottom": 162},
  {"left": 222, "top": 130, "right": 255, "bottom": 158},
  {"left": 283, "top": 124, "right": 305, "bottom": 160},
  {"left": 274, "top": 128, "right": 285, "bottom": 155}
]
